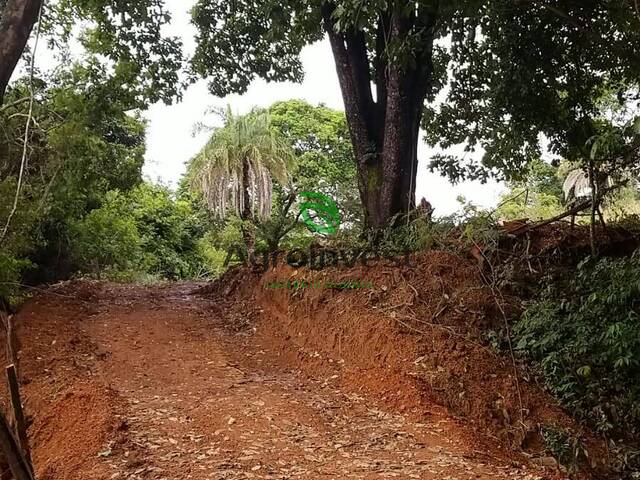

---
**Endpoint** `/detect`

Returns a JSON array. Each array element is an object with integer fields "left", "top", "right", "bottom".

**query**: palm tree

[{"left": 190, "top": 108, "right": 293, "bottom": 257}]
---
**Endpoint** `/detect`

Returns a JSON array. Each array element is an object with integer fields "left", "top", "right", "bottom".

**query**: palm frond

[
  {"left": 189, "top": 109, "right": 294, "bottom": 220},
  {"left": 563, "top": 169, "right": 591, "bottom": 200}
]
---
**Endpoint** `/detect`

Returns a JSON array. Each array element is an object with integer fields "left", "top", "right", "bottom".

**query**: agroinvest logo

[
  {"left": 224, "top": 191, "right": 411, "bottom": 274},
  {"left": 298, "top": 191, "right": 341, "bottom": 235}
]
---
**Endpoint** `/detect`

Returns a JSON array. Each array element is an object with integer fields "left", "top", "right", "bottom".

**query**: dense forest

[{"left": 1, "top": 1, "right": 640, "bottom": 479}]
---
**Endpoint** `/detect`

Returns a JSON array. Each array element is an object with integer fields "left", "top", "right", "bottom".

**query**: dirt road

[{"left": 13, "top": 282, "right": 543, "bottom": 479}]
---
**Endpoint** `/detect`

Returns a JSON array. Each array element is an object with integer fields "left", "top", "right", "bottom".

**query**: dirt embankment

[
  {"left": 213, "top": 249, "right": 609, "bottom": 476},
  {"left": 0, "top": 244, "right": 621, "bottom": 479},
  {"left": 1, "top": 284, "right": 127, "bottom": 479}
]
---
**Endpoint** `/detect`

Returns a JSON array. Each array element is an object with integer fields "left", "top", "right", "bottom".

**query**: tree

[
  {"left": 191, "top": 1, "right": 443, "bottom": 230},
  {"left": 188, "top": 109, "right": 294, "bottom": 256},
  {"left": 0, "top": 0, "right": 41, "bottom": 105},
  {"left": 69, "top": 190, "right": 142, "bottom": 278},
  {"left": 0, "top": 0, "right": 184, "bottom": 291},
  {"left": 268, "top": 99, "right": 361, "bottom": 227},
  {"left": 190, "top": 1, "right": 640, "bottom": 230},
  {"left": 0, "top": 72, "right": 149, "bottom": 281},
  {"left": 425, "top": 2, "right": 640, "bottom": 184},
  {"left": 0, "top": 0, "right": 183, "bottom": 107}
]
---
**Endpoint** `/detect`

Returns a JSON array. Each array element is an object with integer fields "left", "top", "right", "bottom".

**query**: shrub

[
  {"left": 515, "top": 253, "right": 640, "bottom": 440},
  {"left": 69, "top": 191, "right": 143, "bottom": 277},
  {"left": 540, "top": 426, "right": 588, "bottom": 474},
  {"left": 0, "top": 250, "right": 32, "bottom": 307},
  {"left": 194, "top": 236, "right": 229, "bottom": 278}
]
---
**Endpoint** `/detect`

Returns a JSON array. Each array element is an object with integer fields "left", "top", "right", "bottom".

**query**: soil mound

[
  {"left": 0, "top": 285, "right": 128, "bottom": 479},
  {"left": 211, "top": 249, "right": 607, "bottom": 475}
]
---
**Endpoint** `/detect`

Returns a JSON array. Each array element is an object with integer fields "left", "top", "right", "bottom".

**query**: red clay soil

[
  {"left": 6, "top": 244, "right": 620, "bottom": 479},
  {"left": 211, "top": 250, "right": 610, "bottom": 476}
]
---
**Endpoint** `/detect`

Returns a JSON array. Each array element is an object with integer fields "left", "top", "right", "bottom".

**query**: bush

[
  {"left": 540, "top": 426, "right": 588, "bottom": 474},
  {"left": 69, "top": 191, "right": 142, "bottom": 277},
  {"left": 515, "top": 253, "right": 640, "bottom": 440},
  {"left": 194, "top": 235, "right": 229, "bottom": 278},
  {"left": 359, "top": 197, "right": 500, "bottom": 260},
  {"left": 68, "top": 184, "right": 226, "bottom": 281},
  {"left": 130, "top": 183, "right": 206, "bottom": 279},
  {"left": 0, "top": 250, "right": 32, "bottom": 307}
]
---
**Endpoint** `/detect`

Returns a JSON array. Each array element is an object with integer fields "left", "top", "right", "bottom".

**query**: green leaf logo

[{"left": 299, "top": 191, "right": 341, "bottom": 235}]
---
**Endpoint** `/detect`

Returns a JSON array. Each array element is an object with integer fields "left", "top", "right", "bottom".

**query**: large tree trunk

[
  {"left": 323, "top": 4, "right": 436, "bottom": 230},
  {"left": 0, "top": 0, "right": 42, "bottom": 105}
]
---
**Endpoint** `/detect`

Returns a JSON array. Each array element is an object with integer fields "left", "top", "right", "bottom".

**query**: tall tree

[
  {"left": 0, "top": 0, "right": 41, "bottom": 105},
  {"left": 188, "top": 109, "right": 293, "bottom": 255},
  {"left": 190, "top": 0, "right": 640, "bottom": 230},
  {"left": 191, "top": 1, "right": 443, "bottom": 230}
]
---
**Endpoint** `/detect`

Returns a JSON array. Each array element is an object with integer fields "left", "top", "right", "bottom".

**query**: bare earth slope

[{"left": 4, "top": 280, "right": 552, "bottom": 480}]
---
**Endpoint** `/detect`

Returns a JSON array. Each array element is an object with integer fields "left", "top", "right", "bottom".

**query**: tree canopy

[
  {"left": 425, "top": 2, "right": 640, "bottom": 182},
  {"left": 190, "top": 0, "right": 640, "bottom": 229},
  {"left": 268, "top": 99, "right": 361, "bottom": 226},
  {"left": 1, "top": 0, "right": 184, "bottom": 107}
]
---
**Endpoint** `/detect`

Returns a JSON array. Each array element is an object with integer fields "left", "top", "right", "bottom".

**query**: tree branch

[
  {"left": 322, "top": 3, "right": 380, "bottom": 153},
  {"left": 374, "top": 12, "right": 391, "bottom": 121},
  {"left": 0, "top": 0, "right": 43, "bottom": 105},
  {"left": 0, "top": 96, "right": 29, "bottom": 113}
]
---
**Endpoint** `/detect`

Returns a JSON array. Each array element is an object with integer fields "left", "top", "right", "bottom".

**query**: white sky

[{"left": 24, "top": 0, "right": 506, "bottom": 217}]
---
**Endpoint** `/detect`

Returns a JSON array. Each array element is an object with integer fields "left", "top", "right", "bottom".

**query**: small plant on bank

[{"left": 540, "top": 425, "right": 588, "bottom": 474}]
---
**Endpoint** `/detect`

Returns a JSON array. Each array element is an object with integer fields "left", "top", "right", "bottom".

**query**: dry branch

[
  {"left": 0, "top": 411, "right": 32, "bottom": 480},
  {"left": 509, "top": 200, "right": 592, "bottom": 236},
  {"left": 6, "top": 365, "right": 30, "bottom": 470}
]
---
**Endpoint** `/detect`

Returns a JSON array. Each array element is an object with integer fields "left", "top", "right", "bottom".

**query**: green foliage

[
  {"left": 48, "top": 0, "right": 184, "bottom": 108},
  {"left": 194, "top": 234, "right": 230, "bottom": 279},
  {"left": 496, "top": 160, "right": 564, "bottom": 221},
  {"left": 197, "top": 216, "right": 245, "bottom": 270},
  {"left": 268, "top": 100, "right": 361, "bottom": 228},
  {"left": 69, "top": 191, "right": 142, "bottom": 277},
  {"left": 68, "top": 184, "right": 220, "bottom": 281},
  {"left": 187, "top": 101, "right": 362, "bottom": 256},
  {"left": 129, "top": 183, "right": 211, "bottom": 279},
  {"left": 540, "top": 426, "right": 588, "bottom": 474},
  {"left": 361, "top": 198, "right": 498, "bottom": 259},
  {"left": 190, "top": 0, "right": 448, "bottom": 98},
  {"left": 0, "top": 250, "right": 32, "bottom": 307},
  {"left": 516, "top": 254, "right": 640, "bottom": 440},
  {"left": 0, "top": 70, "right": 148, "bottom": 284},
  {"left": 191, "top": 0, "right": 640, "bottom": 189},
  {"left": 190, "top": 1, "right": 323, "bottom": 96},
  {"left": 1, "top": 0, "right": 187, "bottom": 292},
  {"left": 607, "top": 186, "right": 640, "bottom": 222},
  {"left": 424, "top": 2, "right": 640, "bottom": 182},
  {"left": 451, "top": 198, "right": 501, "bottom": 251},
  {"left": 496, "top": 158, "right": 640, "bottom": 223},
  {"left": 375, "top": 216, "right": 437, "bottom": 254}
]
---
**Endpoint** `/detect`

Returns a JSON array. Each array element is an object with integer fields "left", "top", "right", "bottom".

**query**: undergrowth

[
  {"left": 515, "top": 252, "right": 640, "bottom": 475},
  {"left": 372, "top": 200, "right": 500, "bottom": 257},
  {"left": 541, "top": 426, "right": 589, "bottom": 474}
]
